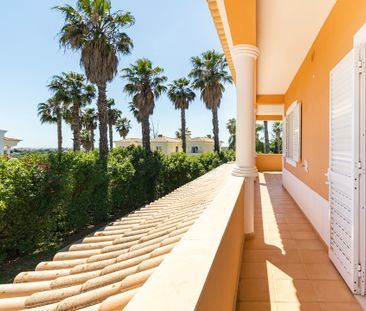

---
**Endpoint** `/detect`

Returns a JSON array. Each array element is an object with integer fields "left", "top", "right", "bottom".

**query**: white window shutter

[
  {"left": 283, "top": 117, "right": 287, "bottom": 157},
  {"left": 292, "top": 102, "right": 301, "bottom": 162},
  {"left": 285, "top": 101, "right": 301, "bottom": 165}
]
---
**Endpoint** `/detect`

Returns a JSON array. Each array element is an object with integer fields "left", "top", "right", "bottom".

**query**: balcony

[
  {"left": 237, "top": 172, "right": 362, "bottom": 310},
  {"left": 0, "top": 165, "right": 363, "bottom": 310}
]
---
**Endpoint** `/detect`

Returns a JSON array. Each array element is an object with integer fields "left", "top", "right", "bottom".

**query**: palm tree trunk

[
  {"left": 91, "top": 128, "right": 95, "bottom": 151},
  {"left": 264, "top": 121, "right": 270, "bottom": 153},
  {"left": 72, "top": 103, "right": 81, "bottom": 151},
  {"left": 57, "top": 113, "right": 62, "bottom": 156},
  {"left": 141, "top": 117, "right": 151, "bottom": 152},
  {"left": 109, "top": 120, "right": 113, "bottom": 150},
  {"left": 181, "top": 108, "right": 186, "bottom": 153},
  {"left": 97, "top": 82, "right": 109, "bottom": 161},
  {"left": 212, "top": 106, "right": 220, "bottom": 152}
]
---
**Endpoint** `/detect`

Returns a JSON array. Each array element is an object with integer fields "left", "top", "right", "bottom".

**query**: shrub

[{"left": 0, "top": 147, "right": 234, "bottom": 259}]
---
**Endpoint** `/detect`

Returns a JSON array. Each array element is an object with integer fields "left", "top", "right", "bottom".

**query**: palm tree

[
  {"left": 168, "top": 78, "right": 195, "bottom": 153},
  {"left": 48, "top": 72, "right": 95, "bottom": 152},
  {"left": 189, "top": 50, "right": 232, "bottom": 152},
  {"left": 80, "top": 129, "right": 93, "bottom": 152},
  {"left": 272, "top": 121, "right": 283, "bottom": 154},
  {"left": 256, "top": 123, "right": 265, "bottom": 153},
  {"left": 175, "top": 128, "right": 191, "bottom": 139},
  {"left": 55, "top": 0, "right": 134, "bottom": 160},
  {"left": 264, "top": 121, "right": 270, "bottom": 153},
  {"left": 226, "top": 118, "right": 236, "bottom": 151},
  {"left": 122, "top": 59, "right": 167, "bottom": 152},
  {"left": 115, "top": 117, "right": 131, "bottom": 139},
  {"left": 81, "top": 108, "right": 98, "bottom": 151},
  {"left": 37, "top": 97, "right": 64, "bottom": 155},
  {"left": 107, "top": 99, "right": 122, "bottom": 149}
]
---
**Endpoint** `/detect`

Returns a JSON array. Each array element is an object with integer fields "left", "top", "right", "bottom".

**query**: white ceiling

[{"left": 257, "top": 0, "right": 337, "bottom": 94}]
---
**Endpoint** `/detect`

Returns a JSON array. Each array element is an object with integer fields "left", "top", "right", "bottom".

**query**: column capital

[
  {"left": 231, "top": 44, "right": 260, "bottom": 60},
  {"left": 231, "top": 165, "right": 258, "bottom": 178}
]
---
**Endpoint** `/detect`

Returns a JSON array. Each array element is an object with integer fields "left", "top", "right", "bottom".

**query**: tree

[
  {"left": 168, "top": 78, "right": 196, "bottom": 153},
  {"left": 48, "top": 72, "right": 95, "bottom": 151},
  {"left": 80, "top": 129, "right": 93, "bottom": 152},
  {"left": 37, "top": 97, "right": 64, "bottom": 155},
  {"left": 189, "top": 50, "right": 232, "bottom": 152},
  {"left": 122, "top": 59, "right": 167, "bottom": 152},
  {"left": 115, "top": 117, "right": 131, "bottom": 139},
  {"left": 107, "top": 99, "right": 122, "bottom": 149},
  {"left": 226, "top": 118, "right": 236, "bottom": 151},
  {"left": 81, "top": 108, "right": 98, "bottom": 151},
  {"left": 55, "top": 0, "right": 134, "bottom": 160},
  {"left": 264, "top": 120, "right": 270, "bottom": 153},
  {"left": 272, "top": 121, "right": 283, "bottom": 154},
  {"left": 175, "top": 128, "right": 191, "bottom": 139},
  {"left": 256, "top": 123, "right": 264, "bottom": 153}
]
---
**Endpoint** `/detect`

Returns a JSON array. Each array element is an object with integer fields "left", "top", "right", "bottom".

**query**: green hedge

[{"left": 0, "top": 147, "right": 234, "bottom": 260}]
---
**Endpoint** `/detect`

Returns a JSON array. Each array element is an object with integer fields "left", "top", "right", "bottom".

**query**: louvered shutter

[
  {"left": 292, "top": 102, "right": 301, "bottom": 162},
  {"left": 283, "top": 117, "right": 287, "bottom": 157},
  {"left": 329, "top": 49, "right": 360, "bottom": 293},
  {"left": 285, "top": 101, "right": 301, "bottom": 164}
]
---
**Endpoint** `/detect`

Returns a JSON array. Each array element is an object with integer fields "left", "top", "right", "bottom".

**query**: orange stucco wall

[
  {"left": 256, "top": 154, "right": 282, "bottom": 172},
  {"left": 196, "top": 183, "right": 244, "bottom": 311},
  {"left": 284, "top": 0, "right": 366, "bottom": 200}
]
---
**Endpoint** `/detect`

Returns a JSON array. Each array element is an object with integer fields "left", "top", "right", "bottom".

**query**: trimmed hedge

[{"left": 0, "top": 147, "right": 234, "bottom": 260}]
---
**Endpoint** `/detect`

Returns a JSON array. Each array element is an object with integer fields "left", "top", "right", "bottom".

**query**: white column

[{"left": 231, "top": 44, "right": 259, "bottom": 237}]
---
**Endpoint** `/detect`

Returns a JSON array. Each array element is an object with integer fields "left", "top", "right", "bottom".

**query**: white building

[{"left": 0, "top": 129, "right": 21, "bottom": 156}]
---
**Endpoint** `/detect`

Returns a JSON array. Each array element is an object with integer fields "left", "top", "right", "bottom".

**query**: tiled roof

[
  {"left": 151, "top": 136, "right": 180, "bottom": 143},
  {"left": 188, "top": 137, "right": 214, "bottom": 143},
  {"left": 0, "top": 165, "right": 230, "bottom": 311},
  {"left": 4, "top": 137, "right": 22, "bottom": 142}
]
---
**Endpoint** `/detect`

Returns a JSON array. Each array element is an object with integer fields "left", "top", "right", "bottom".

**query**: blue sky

[{"left": 0, "top": 0, "right": 236, "bottom": 148}]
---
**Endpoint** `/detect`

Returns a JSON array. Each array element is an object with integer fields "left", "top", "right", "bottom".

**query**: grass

[{"left": 0, "top": 223, "right": 107, "bottom": 284}]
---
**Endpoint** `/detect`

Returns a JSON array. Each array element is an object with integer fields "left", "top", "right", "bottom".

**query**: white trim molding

[
  {"left": 282, "top": 168, "right": 330, "bottom": 246},
  {"left": 231, "top": 44, "right": 260, "bottom": 61},
  {"left": 216, "top": 0, "right": 234, "bottom": 50}
]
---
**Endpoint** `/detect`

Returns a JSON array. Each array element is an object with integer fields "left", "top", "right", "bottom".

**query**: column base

[{"left": 231, "top": 165, "right": 258, "bottom": 178}]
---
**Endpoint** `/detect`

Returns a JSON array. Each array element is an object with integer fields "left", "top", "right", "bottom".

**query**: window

[
  {"left": 175, "top": 146, "right": 179, "bottom": 152},
  {"left": 191, "top": 146, "right": 199, "bottom": 154},
  {"left": 284, "top": 101, "right": 301, "bottom": 167},
  {"left": 156, "top": 146, "right": 162, "bottom": 151}
]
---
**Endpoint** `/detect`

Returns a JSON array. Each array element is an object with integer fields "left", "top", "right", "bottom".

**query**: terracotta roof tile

[{"left": 0, "top": 164, "right": 230, "bottom": 310}]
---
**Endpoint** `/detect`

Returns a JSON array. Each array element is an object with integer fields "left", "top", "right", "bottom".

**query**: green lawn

[{"left": 0, "top": 224, "right": 105, "bottom": 284}]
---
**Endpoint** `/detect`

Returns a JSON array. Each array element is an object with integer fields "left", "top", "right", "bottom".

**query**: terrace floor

[{"left": 237, "top": 172, "right": 363, "bottom": 311}]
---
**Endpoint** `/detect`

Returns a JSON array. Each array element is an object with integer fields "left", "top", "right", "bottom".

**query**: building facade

[
  {"left": 115, "top": 135, "right": 218, "bottom": 155},
  {"left": 0, "top": 129, "right": 21, "bottom": 156}
]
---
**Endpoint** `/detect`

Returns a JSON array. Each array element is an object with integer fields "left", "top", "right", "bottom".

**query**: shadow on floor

[{"left": 236, "top": 172, "right": 362, "bottom": 311}]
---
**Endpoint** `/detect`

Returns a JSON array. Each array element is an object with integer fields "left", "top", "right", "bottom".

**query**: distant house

[
  {"left": 0, "top": 129, "right": 21, "bottom": 156},
  {"left": 115, "top": 134, "right": 221, "bottom": 154}
]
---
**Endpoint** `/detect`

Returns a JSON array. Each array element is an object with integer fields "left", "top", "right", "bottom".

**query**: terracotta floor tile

[
  {"left": 270, "top": 250, "right": 302, "bottom": 264},
  {"left": 273, "top": 302, "right": 322, "bottom": 311},
  {"left": 238, "top": 279, "right": 274, "bottom": 302},
  {"left": 312, "top": 280, "right": 355, "bottom": 302},
  {"left": 242, "top": 250, "right": 277, "bottom": 263},
  {"left": 291, "top": 231, "right": 318, "bottom": 240},
  {"left": 237, "top": 302, "right": 272, "bottom": 311},
  {"left": 238, "top": 173, "right": 361, "bottom": 310},
  {"left": 240, "top": 263, "right": 270, "bottom": 279},
  {"left": 269, "top": 263, "right": 308, "bottom": 280},
  {"left": 298, "top": 250, "right": 331, "bottom": 264},
  {"left": 294, "top": 240, "right": 325, "bottom": 250},
  {"left": 274, "top": 280, "right": 318, "bottom": 302},
  {"left": 319, "top": 302, "right": 364, "bottom": 311},
  {"left": 287, "top": 224, "right": 314, "bottom": 232}
]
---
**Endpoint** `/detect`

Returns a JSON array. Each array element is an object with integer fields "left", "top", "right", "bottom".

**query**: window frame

[{"left": 284, "top": 100, "right": 302, "bottom": 167}]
